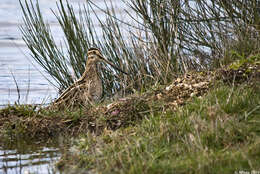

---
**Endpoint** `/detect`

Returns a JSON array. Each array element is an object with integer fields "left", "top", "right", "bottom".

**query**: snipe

[{"left": 49, "top": 47, "right": 128, "bottom": 109}]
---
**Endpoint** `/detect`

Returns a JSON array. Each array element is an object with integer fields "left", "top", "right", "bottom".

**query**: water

[
  {"left": 0, "top": 0, "right": 127, "bottom": 173},
  {"left": 0, "top": 0, "right": 64, "bottom": 106},
  {"left": 0, "top": 138, "right": 61, "bottom": 174}
]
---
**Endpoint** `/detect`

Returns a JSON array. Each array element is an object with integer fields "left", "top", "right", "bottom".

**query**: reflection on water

[
  {"left": 0, "top": 138, "right": 61, "bottom": 174},
  {"left": 0, "top": 148, "right": 59, "bottom": 174}
]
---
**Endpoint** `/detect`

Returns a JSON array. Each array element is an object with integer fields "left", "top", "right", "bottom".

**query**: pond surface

[{"left": 0, "top": 138, "right": 62, "bottom": 174}]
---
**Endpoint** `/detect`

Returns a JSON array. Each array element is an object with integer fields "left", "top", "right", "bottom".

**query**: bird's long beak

[{"left": 98, "top": 54, "right": 129, "bottom": 75}]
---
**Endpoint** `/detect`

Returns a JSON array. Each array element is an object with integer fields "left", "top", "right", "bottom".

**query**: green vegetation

[
  {"left": 1, "top": 59, "right": 259, "bottom": 173},
  {"left": 1, "top": 0, "right": 260, "bottom": 173},
  {"left": 19, "top": 0, "right": 260, "bottom": 95},
  {"left": 57, "top": 82, "right": 260, "bottom": 174},
  {"left": 228, "top": 53, "right": 260, "bottom": 70}
]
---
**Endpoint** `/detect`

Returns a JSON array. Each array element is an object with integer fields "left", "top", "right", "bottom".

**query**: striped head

[
  {"left": 86, "top": 47, "right": 129, "bottom": 75},
  {"left": 87, "top": 47, "right": 104, "bottom": 63}
]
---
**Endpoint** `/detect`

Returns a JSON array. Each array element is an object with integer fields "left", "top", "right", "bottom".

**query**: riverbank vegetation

[
  {"left": 1, "top": 0, "right": 260, "bottom": 173},
  {"left": 1, "top": 55, "right": 259, "bottom": 173}
]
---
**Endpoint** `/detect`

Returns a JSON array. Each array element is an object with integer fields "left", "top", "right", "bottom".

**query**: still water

[
  {"left": 0, "top": 0, "right": 64, "bottom": 106},
  {"left": 0, "top": 138, "right": 61, "bottom": 174},
  {"left": 0, "top": 0, "right": 126, "bottom": 173}
]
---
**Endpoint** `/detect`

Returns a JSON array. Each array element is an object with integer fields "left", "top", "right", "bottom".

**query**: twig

[
  {"left": 10, "top": 70, "right": 20, "bottom": 104},
  {"left": 226, "top": 73, "right": 236, "bottom": 104},
  {"left": 25, "top": 65, "right": 31, "bottom": 103}
]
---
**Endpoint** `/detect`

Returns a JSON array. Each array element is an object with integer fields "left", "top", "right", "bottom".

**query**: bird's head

[
  {"left": 86, "top": 47, "right": 104, "bottom": 64},
  {"left": 86, "top": 47, "right": 128, "bottom": 75}
]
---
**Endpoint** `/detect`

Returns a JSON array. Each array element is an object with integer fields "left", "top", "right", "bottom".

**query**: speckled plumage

[{"left": 49, "top": 47, "right": 128, "bottom": 109}]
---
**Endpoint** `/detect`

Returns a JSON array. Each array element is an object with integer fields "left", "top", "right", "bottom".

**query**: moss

[
  {"left": 218, "top": 53, "right": 260, "bottom": 85},
  {"left": 0, "top": 104, "right": 37, "bottom": 117},
  {"left": 229, "top": 53, "right": 260, "bottom": 70}
]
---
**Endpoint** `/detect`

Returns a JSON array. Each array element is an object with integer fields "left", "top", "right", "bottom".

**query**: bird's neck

[{"left": 80, "top": 61, "right": 99, "bottom": 81}]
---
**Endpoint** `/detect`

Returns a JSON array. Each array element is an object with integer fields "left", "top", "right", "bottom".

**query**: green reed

[{"left": 19, "top": 0, "right": 260, "bottom": 97}]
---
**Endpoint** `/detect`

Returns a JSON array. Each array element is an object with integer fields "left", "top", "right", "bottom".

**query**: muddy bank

[{"left": 0, "top": 58, "right": 259, "bottom": 140}]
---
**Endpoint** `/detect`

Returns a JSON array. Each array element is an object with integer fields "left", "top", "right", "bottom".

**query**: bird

[{"left": 49, "top": 47, "right": 128, "bottom": 110}]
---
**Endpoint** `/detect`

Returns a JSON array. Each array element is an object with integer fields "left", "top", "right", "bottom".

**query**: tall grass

[{"left": 20, "top": 0, "right": 260, "bottom": 97}]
